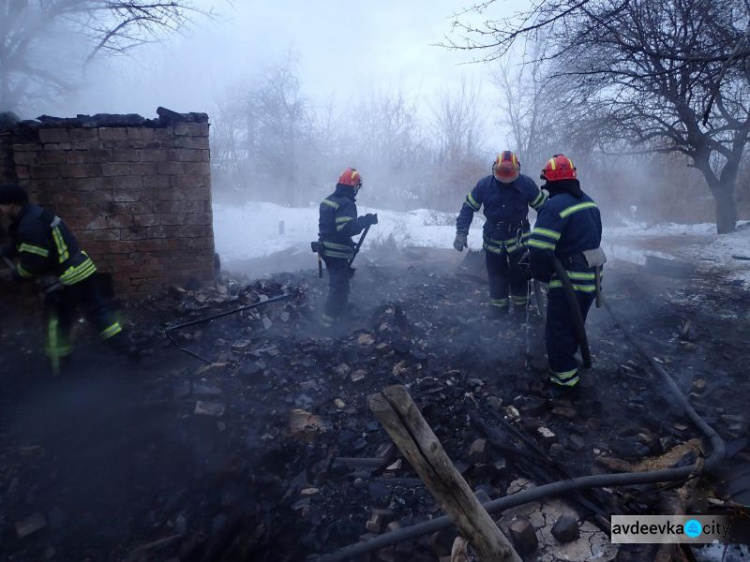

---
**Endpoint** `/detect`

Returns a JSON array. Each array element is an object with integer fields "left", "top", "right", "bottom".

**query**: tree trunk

[{"left": 711, "top": 182, "right": 737, "bottom": 234}]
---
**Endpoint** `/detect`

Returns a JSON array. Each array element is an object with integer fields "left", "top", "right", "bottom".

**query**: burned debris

[{"left": 1, "top": 256, "right": 747, "bottom": 561}]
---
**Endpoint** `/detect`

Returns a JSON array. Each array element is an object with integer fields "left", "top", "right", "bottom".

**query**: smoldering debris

[{"left": 0, "top": 261, "right": 748, "bottom": 561}]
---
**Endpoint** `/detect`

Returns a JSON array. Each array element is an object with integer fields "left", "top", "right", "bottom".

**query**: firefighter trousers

[
  {"left": 485, "top": 249, "right": 529, "bottom": 312},
  {"left": 321, "top": 256, "right": 351, "bottom": 327},
  {"left": 545, "top": 289, "right": 595, "bottom": 387},
  {"left": 43, "top": 274, "right": 123, "bottom": 374}
]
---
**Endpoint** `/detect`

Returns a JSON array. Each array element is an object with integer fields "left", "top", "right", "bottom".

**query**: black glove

[
  {"left": 363, "top": 213, "right": 378, "bottom": 226},
  {"left": 453, "top": 233, "right": 468, "bottom": 252}
]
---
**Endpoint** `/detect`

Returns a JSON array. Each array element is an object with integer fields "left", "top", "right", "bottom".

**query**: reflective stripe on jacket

[
  {"left": 318, "top": 185, "right": 365, "bottom": 259},
  {"left": 9, "top": 204, "right": 97, "bottom": 285},
  {"left": 528, "top": 191, "right": 602, "bottom": 293}
]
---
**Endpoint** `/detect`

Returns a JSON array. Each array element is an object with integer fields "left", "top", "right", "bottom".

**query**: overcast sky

[{"left": 50, "top": 1, "right": 526, "bottom": 149}]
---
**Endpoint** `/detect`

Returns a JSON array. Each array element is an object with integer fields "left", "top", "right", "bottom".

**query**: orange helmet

[
  {"left": 338, "top": 167, "right": 363, "bottom": 189},
  {"left": 493, "top": 151, "right": 520, "bottom": 184},
  {"left": 541, "top": 154, "right": 577, "bottom": 182}
]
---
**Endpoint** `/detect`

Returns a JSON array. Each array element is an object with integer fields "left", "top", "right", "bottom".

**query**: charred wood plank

[{"left": 369, "top": 385, "right": 521, "bottom": 562}]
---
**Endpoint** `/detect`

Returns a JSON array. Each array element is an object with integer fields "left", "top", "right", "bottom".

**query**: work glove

[
  {"left": 453, "top": 232, "right": 468, "bottom": 252},
  {"left": 363, "top": 213, "right": 378, "bottom": 226}
]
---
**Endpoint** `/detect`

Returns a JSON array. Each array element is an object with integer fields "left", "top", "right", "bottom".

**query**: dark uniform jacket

[
  {"left": 318, "top": 185, "right": 367, "bottom": 259},
  {"left": 456, "top": 173, "right": 547, "bottom": 255},
  {"left": 6, "top": 204, "right": 96, "bottom": 286},
  {"left": 528, "top": 181, "right": 602, "bottom": 292}
]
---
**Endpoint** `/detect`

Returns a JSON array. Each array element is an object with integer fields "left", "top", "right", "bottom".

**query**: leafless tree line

[
  {"left": 0, "top": 0, "right": 203, "bottom": 113},
  {"left": 447, "top": 0, "right": 750, "bottom": 233},
  {"left": 209, "top": 61, "right": 489, "bottom": 211}
]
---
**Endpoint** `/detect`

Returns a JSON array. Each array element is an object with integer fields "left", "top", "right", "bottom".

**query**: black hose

[
  {"left": 552, "top": 256, "right": 591, "bottom": 368},
  {"left": 313, "top": 296, "right": 726, "bottom": 562}
]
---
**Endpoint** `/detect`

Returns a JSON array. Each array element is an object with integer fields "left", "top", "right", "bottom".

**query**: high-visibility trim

[
  {"left": 335, "top": 216, "right": 353, "bottom": 223},
  {"left": 51, "top": 220, "right": 70, "bottom": 263},
  {"left": 466, "top": 193, "right": 480, "bottom": 211},
  {"left": 322, "top": 250, "right": 352, "bottom": 259},
  {"left": 550, "top": 368, "right": 579, "bottom": 387},
  {"left": 46, "top": 315, "right": 71, "bottom": 375},
  {"left": 567, "top": 271, "right": 596, "bottom": 280},
  {"left": 530, "top": 192, "right": 548, "bottom": 209},
  {"left": 59, "top": 257, "right": 97, "bottom": 285},
  {"left": 322, "top": 199, "right": 340, "bottom": 209},
  {"left": 18, "top": 243, "right": 49, "bottom": 257},
  {"left": 552, "top": 367, "right": 579, "bottom": 381},
  {"left": 511, "top": 295, "right": 529, "bottom": 305},
  {"left": 548, "top": 280, "right": 597, "bottom": 292},
  {"left": 483, "top": 244, "right": 505, "bottom": 255},
  {"left": 47, "top": 316, "right": 60, "bottom": 376},
  {"left": 559, "top": 201, "right": 597, "bottom": 218},
  {"left": 323, "top": 241, "right": 353, "bottom": 251},
  {"left": 532, "top": 228, "right": 560, "bottom": 240},
  {"left": 490, "top": 298, "right": 509, "bottom": 308},
  {"left": 527, "top": 239, "right": 557, "bottom": 251},
  {"left": 16, "top": 263, "right": 35, "bottom": 279},
  {"left": 100, "top": 322, "right": 122, "bottom": 340},
  {"left": 321, "top": 314, "right": 334, "bottom": 327}
]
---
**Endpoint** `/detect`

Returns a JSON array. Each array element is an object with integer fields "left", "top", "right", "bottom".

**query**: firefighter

[
  {"left": 0, "top": 183, "right": 132, "bottom": 375},
  {"left": 317, "top": 168, "right": 378, "bottom": 328},
  {"left": 527, "top": 155, "right": 603, "bottom": 389},
  {"left": 453, "top": 151, "right": 547, "bottom": 318}
]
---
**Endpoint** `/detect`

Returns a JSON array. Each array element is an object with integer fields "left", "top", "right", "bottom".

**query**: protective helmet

[
  {"left": 541, "top": 154, "right": 577, "bottom": 182},
  {"left": 0, "top": 183, "right": 29, "bottom": 205},
  {"left": 493, "top": 151, "right": 520, "bottom": 184},
  {"left": 338, "top": 167, "right": 363, "bottom": 189}
]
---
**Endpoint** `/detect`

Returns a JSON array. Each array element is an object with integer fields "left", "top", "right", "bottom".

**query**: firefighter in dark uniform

[
  {"left": 0, "top": 183, "right": 129, "bottom": 375},
  {"left": 317, "top": 168, "right": 377, "bottom": 328},
  {"left": 454, "top": 151, "right": 547, "bottom": 317},
  {"left": 527, "top": 155, "right": 603, "bottom": 389}
]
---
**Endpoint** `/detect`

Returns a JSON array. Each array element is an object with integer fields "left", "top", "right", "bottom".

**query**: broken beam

[{"left": 368, "top": 384, "right": 521, "bottom": 562}]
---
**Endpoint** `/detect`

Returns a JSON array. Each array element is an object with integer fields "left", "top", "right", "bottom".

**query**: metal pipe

[
  {"left": 164, "top": 292, "right": 293, "bottom": 362},
  {"left": 313, "top": 296, "right": 725, "bottom": 562}
]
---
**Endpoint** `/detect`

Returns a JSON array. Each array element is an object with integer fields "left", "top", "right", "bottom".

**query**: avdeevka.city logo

[
  {"left": 611, "top": 515, "right": 732, "bottom": 544},
  {"left": 684, "top": 519, "right": 703, "bottom": 539}
]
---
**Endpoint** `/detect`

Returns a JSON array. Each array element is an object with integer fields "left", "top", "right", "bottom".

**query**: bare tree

[
  {"left": 209, "top": 58, "right": 316, "bottom": 206},
  {"left": 0, "top": 1, "right": 205, "bottom": 112},
  {"left": 448, "top": 0, "right": 750, "bottom": 233},
  {"left": 490, "top": 45, "right": 562, "bottom": 173},
  {"left": 427, "top": 78, "right": 487, "bottom": 209}
]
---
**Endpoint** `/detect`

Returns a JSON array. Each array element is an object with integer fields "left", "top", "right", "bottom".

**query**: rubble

[
  {"left": 551, "top": 514, "right": 580, "bottom": 543},
  {"left": 507, "top": 518, "right": 538, "bottom": 555},
  {"left": 0, "top": 262, "right": 747, "bottom": 561},
  {"left": 15, "top": 513, "right": 47, "bottom": 539}
]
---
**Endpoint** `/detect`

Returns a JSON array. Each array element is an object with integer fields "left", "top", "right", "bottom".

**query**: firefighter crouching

[
  {"left": 0, "top": 183, "right": 134, "bottom": 375},
  {"left": 453, "top": 151, "right": 547, "bottom": 318},
  {"left": 316, "top": 168, "right": 377, "bottom": 328},
  {"left": 527, "top": 155, "right": 604, "bottom": 390}
]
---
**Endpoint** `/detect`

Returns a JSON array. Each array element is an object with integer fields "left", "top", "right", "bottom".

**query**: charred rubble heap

[{"left": 0, "top": 261, "right": 748, "bottom": 561}]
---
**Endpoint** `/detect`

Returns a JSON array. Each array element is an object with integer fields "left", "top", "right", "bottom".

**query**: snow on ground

[
  {"left": 213, "top": 202, "right": 750, "bottom": 286},
  {"left": 213, "top": 202, "right": 462, "bottom": 260}
]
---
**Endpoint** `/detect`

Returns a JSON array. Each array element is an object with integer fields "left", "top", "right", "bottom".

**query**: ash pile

[{"left": 0, "top": 260, "right": 748, "bottom": 561}]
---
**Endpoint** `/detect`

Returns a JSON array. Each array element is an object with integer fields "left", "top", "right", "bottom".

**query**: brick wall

[{"left": 0, "top": 110, "right": 215, "bottom": 298}]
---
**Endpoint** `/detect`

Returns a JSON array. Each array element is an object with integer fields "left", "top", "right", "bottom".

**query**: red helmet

[
  {"left": 493, "top": 151, "right": 520, "bottom": 184},
  {"left": 541, "top": 154, "right": 577, "bottom": 182},
  {"left": 338, "top": 167, "right": 362, "bottom": 188}
]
